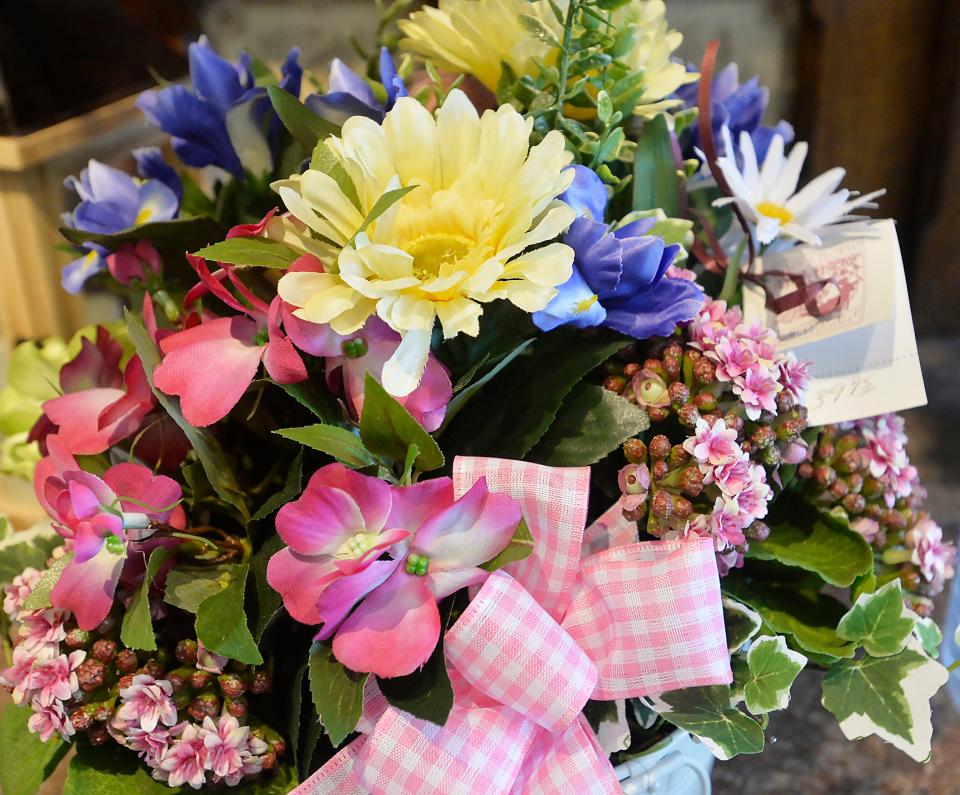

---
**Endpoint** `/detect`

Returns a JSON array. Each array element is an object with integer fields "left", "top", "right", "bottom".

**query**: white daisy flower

[{"left": 712, "top": 128, "right": 885, "bottom": 246}]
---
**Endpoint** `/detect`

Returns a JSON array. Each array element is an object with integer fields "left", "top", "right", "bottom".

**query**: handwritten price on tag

[{"left": 807, "top": 377, "right": 878, "bottom": 413}]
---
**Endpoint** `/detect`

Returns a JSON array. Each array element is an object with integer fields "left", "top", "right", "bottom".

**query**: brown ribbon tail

[{"left": 747, "top": 270, "right": 844, "bottom": 318}]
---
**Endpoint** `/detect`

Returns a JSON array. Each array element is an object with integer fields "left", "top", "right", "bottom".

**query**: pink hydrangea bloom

[
  {"left": 156, "top": 723, "right": 208, "bottom": 789},
  {"left": 906, "top": 518, "right": 957, "bottom": 594},
  {"left": 118, "top": 675, "right": 179, "bottom": 732},
  {"left": 202, "top": 715, "right": 257, "bottom": 785},
  {"left": 732, "top": 365, "right": 782, "bottom": 420},
  {"left": 3, "top": 567, "right": 41, "bottom": 619},
  {"left": 18, "top": 608, "right": 69, "bottom": 652},
  {"left": 26, "top": 650, "right": 85, "bottom": 707},
  {"left": 27, "top": 700, "right": 73, "bottom": 742},
  {"left": 683, "top": 418, "right": 741, "bottom": 467}
]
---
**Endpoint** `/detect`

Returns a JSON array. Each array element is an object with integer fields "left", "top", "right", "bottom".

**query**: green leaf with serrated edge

[
  {"left": 748, "top": 496, "right": 872, "bottom": 587},
  {"left": 723, "top": 576, "right": 856, "bottom": 659},
  {"left": 378, "top": 637, "right": 454, "bottom": 726},
  {"left": 359, "top": 374, "right": 444, "bottom": 471},
  {"left": 193, "top": 237, "right": 300, "bottom": 269},
  {"left": 914, "top": 617, "right": 942, "bottom": 659},
  {"left": 250, "top": 534, "right": 285, "bottom": 641},
  {"left": 163, "top": 564, "right": 233, "bottom": 613},
  {"left": 632, "top": 114, "right": 681, "bottom": 217},
  {"left": 347, "top": 185, "right": 418, "bottom": 247},
  {"left": 310, "top": 141, "right": 361, "bottom": 211},
  {"left": 275, "top": 379, "right": 343, "bottom": 424},
  {"left": 822, "top": 640, "right": 947, "bottom": 762},
  {"left": 0, "top": 520, "right": 60, "bottom": 585},
  {"left": 22, "top": 551, "right": 73, "bottom": 611},
  {"left": 121, "top": 547, "right": 173, "bottom": 651},
  {"left": 60, "top": 216, "right": 226, "bottom": 257},
  {"left": 723, "top": 597, "right": 762, "bottom": 653},
  {"left": 479, "top": 518, "right": 534, "bottom": 572},
  {"left": 268, "top": 85, "right": 341, "bottom": 150},
  {"left": 308, "top": 642, "right": 367, "bottom": 747},
  {"left": 401, "top": 442, "right": 419, "bottom": 486},
  {"left": 289, "top": 659, "right": 308, "bottom": 770},
  {"left": 195, "top": 563, "right": 263, "bottom": 664},
  {"left": 837, "top": 580, "right": 916, "bottom": 657},
  {"left": 647, "top": 685, "right": 764, "bottom": 761},
  {"left": 740, "top": 636, "right": 806, "bottom": 715},
  {"left": 0, "top": 702, "right": 69, "bottom": 795},
  {"left": 125, "top": 309, "right": 250, "bottom": 523},
  {"left": 530, "top": 384, "right": 649, "bottom": 466},
  {"left": 274, "top": 425, "right": 377, "bottom": 469},
  {"left": 251, "top": 448, "right": 304, "bottom": 522}
]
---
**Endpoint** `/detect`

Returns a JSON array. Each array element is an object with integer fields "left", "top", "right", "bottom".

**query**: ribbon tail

[{"left": 292, "top": 735, "right": 368, "bottom": 795}]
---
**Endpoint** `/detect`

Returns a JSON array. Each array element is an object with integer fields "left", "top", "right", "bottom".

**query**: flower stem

[
  {"left": 553, "top": 0, "right": 580, "bottom": 126},
  {"left": 718, "top": 236, "right": 748, "bottom": 306},
  {"left": 947, "top": 659, "right": 960, "bottom": 674}
]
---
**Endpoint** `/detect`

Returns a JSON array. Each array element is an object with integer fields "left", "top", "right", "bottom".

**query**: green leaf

[
  {"left": 530, "top": 384, "right": 649, "bottom": 466},
  {"left": 125, "top": 309, "right": 249, "bottom": 523},
  {"left": 632, "top": 114, "right": 681, "bottom": 217},
  {"left": 348, "top": 185, "right": 419, "bottom": 246},
  {"left": 479, "top": 518, "right": 534, "bottom": 572},
  {"left": 649, "top": 685, "right": 765, "bottom": 760},
  {"left": 275, "top": 425, "right": 378, "bottom": 469},
  {"left": 249, "top": 534, "right": 285, "bottom": 641},
  {"left": 193, "top": 237, "right": 301, "bottom": 269},
  {"left": 821, "top": 641, "right": 948, "bottom": 762},
  {"left": 914, "top": 617, "right": 942, "bottom": 659},
  {"left": 378, "top": 638, "right": 454, "bottom": 726},
  {"left": 723, "top": 597, "right": 762, "bottom": 653},
  {"left": 0, "top": 703, "right": 69, "bottom": 795},
  {"left": 268, "top": 85, "right": 341, "bottom": 150},
  {"left": 251, "top": 448, "right": 304, "bottom": 522},
  {"left": 120, "top": 547, "right": 173, "bottom": 651},
  {"left": 22, "top": 551, "right": 73, "bottom": 611},
  {"left": 163, "top": 564, "right": 233, "bottom": 614},
  {"left": 60, "top": 217, "right": 226, "bottom": 257},
  {"left": 740, "top": 635, "right": 806, "bottom": 714},
  {"left": 723, "top": 576, "right": 856, "bottom": 660},
  {"left": 308, "top": 642, "right": 368, "bottom": 747},
  {"left": 836, "top": 580, "right": 916, "bottom": 657},
  {"left": 0, "top": 520, "right": 61, "bottom": 585},
  {"left": 359, "top": 374, "right": 444, "bottom": 471},
  {"left": 195, "top": 563, "right": 263, "bottom": 664},
  {"left": 748, "top": 498, "right": 873, "bottom": 587},
  {"left": 275, "top": 379, "right": 343, "bottom": 424},
  {"left": 309, "top": 142, "right": 359, "bottom": 209}
]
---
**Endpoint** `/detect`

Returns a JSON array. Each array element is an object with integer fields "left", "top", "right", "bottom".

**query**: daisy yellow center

[
  {"left": 336, "top": 531, "right": 380, "bottom": 560},
  {"left": 407, "top": 233, "right": 474, "bottom": 281},
  {"left": 756, "top": 201, "right": 794, "bottom": 224},
  {"left": 575, "top": 294, "right": 599, "bottom": 314}
]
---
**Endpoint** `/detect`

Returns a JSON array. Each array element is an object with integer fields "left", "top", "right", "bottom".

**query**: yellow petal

[
  {"left": 300, "top": 170, "right": 365, "bottom": 241},
  {"left": 504, "top": 242, "right": 574, "bottom": 287},
  {"left": 436, "top": 296, "right": 482, "bottom": 338}
]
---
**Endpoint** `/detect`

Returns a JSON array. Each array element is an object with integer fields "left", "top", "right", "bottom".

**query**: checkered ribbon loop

[{"left": 295, "top": 457, "right": 731, "bottom": 795}]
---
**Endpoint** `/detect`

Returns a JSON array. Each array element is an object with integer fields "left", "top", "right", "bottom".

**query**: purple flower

[
  {"left": 532, "top": 166, "right": 703, "bottom": 339},
  {"left": 306, "top": 48, "right": 407, "bottom": 125}
]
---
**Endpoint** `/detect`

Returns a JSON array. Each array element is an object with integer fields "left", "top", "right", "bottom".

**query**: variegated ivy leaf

[
  {"left": 914, "top": 617, "right": 942, "bottom": 659},
  {"left": 836, "top": 580, "right": 916, "bottom": 657},
  {"left": 821, "top": 639, "right": 947, "bottom": 762},
  {"left": 739, "top": 636, "right": 807, "bottom": 715},
  {"left": 0, "top": 518, "right": 61, "bottom": 586},
  {"left": 723, "top": 597, "right": 762, "bottom": 653}
]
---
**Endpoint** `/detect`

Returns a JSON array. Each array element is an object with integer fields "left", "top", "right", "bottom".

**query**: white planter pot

[{"left": 612, "top": 731, "right": 714, "bottom": 795}]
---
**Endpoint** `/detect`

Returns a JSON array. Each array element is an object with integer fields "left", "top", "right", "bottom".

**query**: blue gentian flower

[
  {"left": 306, "top": 47, "right": 407, "bottom": 124},
  {"left": 137, "top": 37, "right": 302, "bottom": 177},
  {"left": 533, "top": 166, "right": 704, "bottom": 339},
  {"left": 61, "top": 156, "right": 179, "bottom": 294},
  {"left": 677, "top": 62, "right": 794, "bottom": 165}
]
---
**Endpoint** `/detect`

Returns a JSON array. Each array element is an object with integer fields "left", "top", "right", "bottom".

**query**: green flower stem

[
  {"left": 948, "top": 659, "right": 960, "bottom": 674},
  {"left": 552, "top": 0, "right": 581, "bottom": 126},
  {"left": 718, "top": 236, "right": 748, "bottom": 306}
]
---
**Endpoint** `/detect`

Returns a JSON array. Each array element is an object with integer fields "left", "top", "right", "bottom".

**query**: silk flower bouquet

[{"left": 0, "top": 1, "right": 954, "bottom": 792}]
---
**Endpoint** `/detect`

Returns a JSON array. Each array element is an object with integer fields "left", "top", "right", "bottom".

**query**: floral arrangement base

[{"left": 614, "top": 731, "right": 714, "bottom": 795}]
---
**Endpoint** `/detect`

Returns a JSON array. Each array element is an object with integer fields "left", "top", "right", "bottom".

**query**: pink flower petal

[
  {"left": 427, "top": 566, "right": 488, "bottom": 600},
  {"left": 59, "top": 326, "right": 123, "bottom": 392},
  {"left": 72, "top": 519, "right": 109, "bottom": 564},
  {"left": 276, "top": 483, "right": 368, "bottom": 556},
  {"left": 307, "top": 464, "right": 393, "bottom": 533},
  {"left": 281, "top": 304, "right": 342, "bottom": 357},
  {"left": 266, "top": 548, "right": 339, "bottom": 625},
  {"left": 68, "top": 479, "right": 107, "bottom": 521},
  {"left": 314, "top": 558, "right": 401, "bottom": 640},
  {"left": 333, "top": 528, "right": 410, "bottom": 576},
  {"left": 42, "top": 388, "right": 125, "bottom": 455},
  {"left": 386, "top": 478, "right": 455, "bottom": 535},
  {"left": 154, "top": 316, "right": 263, "bottom": 427},
  {"left": 263, "top": 298, "right": 308, "bottom": 384},
  {"left": 51, "top": 544, "right": 125, "bottom": 630},
  {"left": 411, "top": 478, "right": 521, "bottom": 570},
  {"left": 97, "top": 356, "right": 156, "bottom": 440},
  {"left": 103, "top": 463, "right": 184, "bottom": 526},
  {"left": 332, "top": 569, "right": 440, "bottom": 678}
]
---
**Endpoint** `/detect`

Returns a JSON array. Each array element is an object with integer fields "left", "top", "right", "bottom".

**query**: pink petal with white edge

[
  {"left": 103, "top": 463, "right": 185, "bottom": 527},
  {"left": 276, "top": 484, "right": 367, "bottom": 555},
  {"left": 386, "top": 478, "right": 455, "bottom": 536},
  {"left": 427, "top": 566, "right": 488, "bottom": 601},
  {"left": 154, "top": 316, "right": 263, "bottom": 427},
  {"left": 314, "top": 558, "right": 401, "bottom": 640},
  {"left": 307, "top": 464, "right": 393, "bottom": 533},
  {"left": 51, "top": 544, "right": 125, "bottom": 630},
  {"left": 42, "top": 388, "right": 125, "bottom": 455},
  {"left": 411, "top": 477, "right": 522, "bottom": 569},
  {"left": 266, "top": 548, "right": 339, "bottom": 625},
  {"left": 332, "top": 569, "right": 440, "bottom": 678}
]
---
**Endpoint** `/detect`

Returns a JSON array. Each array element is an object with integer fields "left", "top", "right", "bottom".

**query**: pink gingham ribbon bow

[{"left": 297, "top": 457, "right": 732, "bottom": 794}]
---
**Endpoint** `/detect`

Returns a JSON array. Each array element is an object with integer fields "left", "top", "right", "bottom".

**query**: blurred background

[{"left": 1, "top": 1, "right": 959, "bottom": 792}]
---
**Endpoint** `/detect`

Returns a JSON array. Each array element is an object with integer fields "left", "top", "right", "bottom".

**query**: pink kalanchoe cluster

[
  {"left": 850, "top": 413, "right": 920, "bottom": 508},
  {"left": 3, "top": 567, "right": 41, "bottom": 618},
  {"left": 905, "top": 518, "right": 957, "bottom": 595},
  {"left": 689, "top": 298, "right": 808, "bottom": 419}
]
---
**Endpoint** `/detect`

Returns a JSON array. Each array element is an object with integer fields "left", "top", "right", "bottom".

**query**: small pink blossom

[
  {"left": 202, "top": 715, "right": 257, "bottom": 785},
  {"left": 630, "top": 369, "right": 670, "bottom": 408},
  {"left": 156, "top": 723, "right": 208, "bottom": 789},
  {"left": 851, "top": 516, "right": 881, "bottom": 544},
  {"left": 617, "top": 463, "right": 650, "bottom": 513},
  {"left": 3, "top": 567, "right": 42, "bottom": 619},
  {"left": 1, "top": 644, "right": 53, "bottom": 705},
  {"left": 732, "top": 365, "right": 782, "bottom": 420},
  {"left": 711, "top": 456, "right": 751, "bottom": 495},
  {"left": 906, "top": 518, "right": 957, "bottom": 594},
  {"left": 118, "top": 674, "right": 178, "bottom": 732},
  {"left": 666, "top": 265, "right": 703, "bottom": 289},
  {"left": 736, "top": 465, "right": 772, "bottom": 522},
  {"left": 17, "top": 608, "right": 69, "bottom": 652},
  {"left": 777, "top": 352, "right": 810, "bottom": 402},
  {"left": 707, "top": 336, "right": 756, "bottom": 381},
  {"left": 106, "top": 240, "right": 161, "bottom": 286},
  {"left": 683, "top": 418, "right": 741, "bottom": 467},
  {"left": 708, "top": 497, "right": 747, "bottom": 549},
  {"left": 26, "top": 650, "right": 85, "bottom": 707},
  {"left": 27, "top": 699, "right": 74, "bottom": 742},
  {"left": 196, "top": 642, "right": 229, "bottom": 674},
  {"left": 716, "top": 548, "right": 745, "bottom": 576},
  {"left": 689, "top": 299, "right": 742, "bottom": 348},
  {"left": 111, "top": 720, "right": 175, "bottom": 763}
]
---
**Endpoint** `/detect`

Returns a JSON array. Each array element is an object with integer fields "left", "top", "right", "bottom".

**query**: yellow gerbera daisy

[{"left": 274, "top": 89, "right": 575, "bottom": 396}]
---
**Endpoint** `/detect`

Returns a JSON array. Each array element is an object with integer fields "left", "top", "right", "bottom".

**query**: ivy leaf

[
  {"left": 821, "top": 641, "right": 948, "bottom": 762},
  {"left": 22, "top": 551, "right": 73, "bottom": 611},
  {"left": 748, "top": 497, "right": 873, "bottom": 587},
  {"left": 0, "top": 703, "right": 69, "bottom": 795},
  {"left": 308, "top": 642, "right": 367, "bottom": 747},
  {"left": 740, "top": 636, "right": 806, "bottom": 715},
  {"left": 632, "top": 113, "right": 681, "bottom": 217},
  {"left": 251, "top": 448, "right": 304, "bottom": 523},
  {"left": 193, "top": 237, "right": 301, "bottom": 269},
  {"left": 0, "top": 520, "right": 61, "bottom": 585},
  {"left": 530, "top": 384, "right": 649, "bottom": 466},
  {"left": 125, "top": 309, "right": 249, "bottom": 524},
  {"left": 723, "top": 597, "right": 762, "bottom": 653},
  {"left": 359, "top": 374, "right": 444, "bottom": 472},
  {"left": 274, "top": 425, "right": 378, "bottom": 469},
  {"left": 479, "top": 518, "right": 534, "bottom": 572},
  {"left": 60, "top": 217, "right": 226, "bottom": 259},
  {"left": 268, "top": 85, "right": 341, "bottom": 150},
  {"left": 163, "top": 564, "right": 233, "bottom": 614},
  {"left": 378, "top": 639, "right": 454, "bottom": 726},
  {"left": 648, "top": 685, "right": 765, "bottom": 760},
  {"left": 836, "top": 580, "right": 916, "bottom": 657},
  {"left": 914, "top": 617, "right": 942, "bottom": 659},
  {"left": 120, "top": 547, "right": 173, "bottom": 651},
  {"left": 195, "top": 563, "right": 263, "bottom": 665}
]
